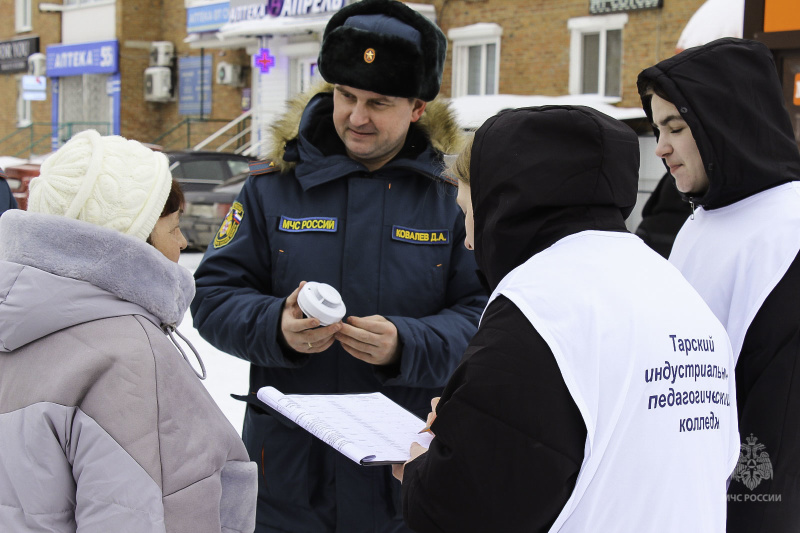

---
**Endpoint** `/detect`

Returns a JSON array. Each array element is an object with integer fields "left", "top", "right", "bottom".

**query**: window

[
  {"left": 568, "top": 14, "right": 627, "bottom": 99},
  {"left": 16, "top": 77, "right": 31, "bottom": 128},
  {"left": 15, "top": 0, "right": 32, "bottom": 33},
  {"left": 448, "top": 23, "right": 502, "bottom": 97},
  {"left": 284, "top": 40, "right": 322, "bottom": 98}
]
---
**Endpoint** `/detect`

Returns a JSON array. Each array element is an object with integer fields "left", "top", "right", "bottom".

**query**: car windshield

[{"left": 227, "top": 159, "right": 250, "bottom": 176}]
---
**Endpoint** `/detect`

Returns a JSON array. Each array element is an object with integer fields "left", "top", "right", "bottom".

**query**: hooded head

[
  {"left": 317, "top": 0, "right": 446, "bottom": 101},
  {"left": 464, "top": 106, "right": 639, "bottom": 291},
  {"left": 637, "top": 38, "right": 800, "bottom": 209},
  {"left": 28, "top": 129, "right": 172, "bottom": 241}
]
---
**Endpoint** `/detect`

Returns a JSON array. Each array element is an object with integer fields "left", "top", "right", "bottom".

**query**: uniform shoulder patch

[
  {"left": 249, "top": 160, "right": 279, "bottom": 176},
  {"left": 213, "top": 201, "right": 244, "bottom": 248},
  {"left": 436, "top": 172, "right": 458, "bottom": 187},
  {"left": 0, "top": 168, "right": 6, "bottom": 180}
]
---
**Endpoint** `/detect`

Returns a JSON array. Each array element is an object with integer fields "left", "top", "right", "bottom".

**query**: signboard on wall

[
  {"left": 228, "top": 0, "right": 343, "bottom": 22},
  {"left": 187, "top": 1, "right": 230, "bottom": 32},
  {"left": 0, "top": 37, "right": 39, "bottom": 73},
  {"left": 179, "top": 55, "right": 213, "bottom": 116},
  {"left": 590, "top": 0, "right": 662, "bottom": 14},
  {"left": 46, "top": 40, "right": 118, "bottom": 77},
  {"left": 22, "top": 75, "right": 47, "bottom": 100},
  {"left": 765, "top": 0, "right": 800, "bottom": 33}
]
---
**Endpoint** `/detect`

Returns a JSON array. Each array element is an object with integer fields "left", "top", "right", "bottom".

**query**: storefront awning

[
  {"left": 183, "top": 32, "right": 257, "bottom": 50},
  {"left": 676, "top": 0, "right": 744, "bottom": 53},
  {"left": 217, "top": 14, "right": 332, "bottom": 40}
]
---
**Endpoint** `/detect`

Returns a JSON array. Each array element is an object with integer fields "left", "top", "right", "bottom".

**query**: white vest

[
  {"left": 488, "top": 231, "right": 739, "bottom": 533},
  {"left": 669, "top": 182, "right": 800, "bottom": 360}
]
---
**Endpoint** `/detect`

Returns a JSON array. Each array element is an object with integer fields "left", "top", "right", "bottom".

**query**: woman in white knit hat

[{"left": 0, "top": 130, "right": 257, "bottom": 533}]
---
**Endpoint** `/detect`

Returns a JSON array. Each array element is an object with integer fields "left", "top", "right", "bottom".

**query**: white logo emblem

[{"left": 734, "top": 434, "right": 774, "bottom": 491}]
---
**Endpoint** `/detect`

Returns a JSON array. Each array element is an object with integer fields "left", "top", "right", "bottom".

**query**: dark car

[
  {"left": 166, "top": 150, "right": 252, "bottom": 194},
  {"left": 181, "top": 171, "right": 249, "bottom": 250}
]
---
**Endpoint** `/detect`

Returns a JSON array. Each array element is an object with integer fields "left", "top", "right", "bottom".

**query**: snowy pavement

[{"left": 177, "top": 252, "right": 249, "bottom": 435}]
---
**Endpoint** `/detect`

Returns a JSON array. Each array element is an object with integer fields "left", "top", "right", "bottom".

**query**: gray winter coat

[{"left": 0, "top": 209, "right": 257, "bottom": 533}]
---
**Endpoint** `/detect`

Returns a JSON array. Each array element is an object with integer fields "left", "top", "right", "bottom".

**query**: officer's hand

[
  {"left": 335, "top": 315, "right": 401, "bottom": 365},
  {"left": 280, "top": 281, "right": 341, "bottom": 354},
  {"left": 392, "top": 442, "right": 428, "bottom": 483}
]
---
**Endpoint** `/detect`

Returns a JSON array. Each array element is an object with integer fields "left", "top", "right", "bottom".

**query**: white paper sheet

[{"left": 257, "top": 386, "right": 434, "bottom": 465}]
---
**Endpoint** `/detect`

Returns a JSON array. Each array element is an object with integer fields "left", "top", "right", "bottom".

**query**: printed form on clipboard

[{"left": 256, "top": 386, "right": 434, "bottom": 465}]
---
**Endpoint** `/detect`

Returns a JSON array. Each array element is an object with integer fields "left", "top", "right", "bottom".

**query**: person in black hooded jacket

[
  {"left": 635, "top": 171, "right": 692, "bottom": 258},
  {"left": 392, "top": 105, "right": 739, "bottom": 533},
  {"left": 638, "top": 37, "right": 800, "bottom": 533}
]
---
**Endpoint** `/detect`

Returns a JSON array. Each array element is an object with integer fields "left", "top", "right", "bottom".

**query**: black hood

[
  {"left": 637, "top": 38, "right": 800, "bottom": 210},
  {"left": 471, "top": 105, "right": 639, "bottom": 292}
]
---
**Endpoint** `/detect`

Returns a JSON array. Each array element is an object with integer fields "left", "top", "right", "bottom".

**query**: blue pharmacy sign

[
  {"left": 179, "top": 55, "right": 213, "bottom": 116},
  {"left": 46, "top": 40, "right": 118, "bottom": 77},
  {"left": 187, "top": 2, "right": 230, "bottom": 32}
]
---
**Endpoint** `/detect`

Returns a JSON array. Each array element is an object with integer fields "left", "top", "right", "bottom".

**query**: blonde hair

[{"left": 446, "top": 133, "right": 474, "bottom": 185}]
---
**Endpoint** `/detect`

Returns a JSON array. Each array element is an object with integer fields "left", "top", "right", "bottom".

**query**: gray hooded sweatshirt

[{"left": 0, "top": 209, "right": 256, "bottom": 533}]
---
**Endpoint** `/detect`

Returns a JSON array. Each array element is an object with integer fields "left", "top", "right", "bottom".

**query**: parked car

[
  {"left": 3, "top": 163, "right": 41, "bottom": 210},
  {"left": 181, "top": 171, "right": 249, "bottom": 250},
  {"left": 166, "top": 150, "right": 252, "bottom": 194}
]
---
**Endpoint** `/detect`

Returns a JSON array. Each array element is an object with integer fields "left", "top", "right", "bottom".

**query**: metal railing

[
  {"left": 193, "top": 109, "right": 253, "bottom": 152},
  {"left": 152, "top": 117, "right": 245, "bottom": 152},
  {"left": 0, "top": 122, "right": 112, "bottom": 159}
]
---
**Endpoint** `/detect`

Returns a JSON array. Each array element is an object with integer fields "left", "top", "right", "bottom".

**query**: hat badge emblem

[{"left": 364, "top": 48, "right": 376, "bottom": 64}]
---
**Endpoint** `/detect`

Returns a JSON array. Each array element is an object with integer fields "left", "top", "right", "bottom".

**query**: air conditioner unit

[
  {"left": 216, "top": 62, "right": 243, "bottom": 87},
  {"left": 28, "top": 53, "right": 46, "bottom": 76},
  {"left": 144, "top": 66, "right": 172, "bottom": 102},
  {"left": 150, "top": 41, "right": 174, "bottom": 67}
]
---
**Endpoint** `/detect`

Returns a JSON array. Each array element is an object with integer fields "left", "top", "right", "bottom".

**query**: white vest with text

[
  {"left": 488, "top": 231, "right": 739, "bottom": 533},
  {"left": 669, "top": 182, "right": 800, "bottom": 360}
]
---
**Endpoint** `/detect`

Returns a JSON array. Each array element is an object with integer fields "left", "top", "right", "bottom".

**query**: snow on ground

[{"left": 177, "top": 252, "right": 249, "bottom": 435}]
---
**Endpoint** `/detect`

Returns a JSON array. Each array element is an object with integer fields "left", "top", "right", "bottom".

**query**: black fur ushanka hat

[{"left": 317, "top": 0, "right": 446, "bottom": 101}]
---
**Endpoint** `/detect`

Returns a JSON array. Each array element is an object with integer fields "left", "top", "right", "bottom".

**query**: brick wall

[
  {"left": 425, "top": 0, "right": 706, "bottom": 108},
  {"left": 0, "top": 0, "right": 61, "bottom": 156},
  {"left": 0, "top": 0, "right": 713, "bottom": 157},
  {"left": 118, "top": 0, "right": 250, "bottom": 148}
]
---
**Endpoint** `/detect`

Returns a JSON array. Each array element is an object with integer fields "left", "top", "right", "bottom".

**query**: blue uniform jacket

[{"left": 191, "top": 90, "right": 486, "bottom": 533}]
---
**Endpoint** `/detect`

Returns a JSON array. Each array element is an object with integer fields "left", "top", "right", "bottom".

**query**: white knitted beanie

[{"left": 28, "top": 129, "right": 172, "bottom": 241}]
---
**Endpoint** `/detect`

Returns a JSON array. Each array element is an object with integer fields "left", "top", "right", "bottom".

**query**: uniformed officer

[{"left": 190, "top": 1, "right": 487, "bottom": 531}]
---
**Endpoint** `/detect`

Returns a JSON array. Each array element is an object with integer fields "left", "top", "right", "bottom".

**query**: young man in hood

[
  {"left": 393, "top": 105, "right": 739, "bottom": 532},
  {"left": 190, "top": 0, "right": 486, "bottom": 531},
  {"left": 638, "top": 37, "right": 800, "bottom": 532}
]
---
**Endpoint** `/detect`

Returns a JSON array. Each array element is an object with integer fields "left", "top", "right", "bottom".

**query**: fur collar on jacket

[
  {"left": 264, "top": 82, "right": 464, "bottom": 174},
  {"left": 0, "top": 209, "right": 194, "bottom": 327}
]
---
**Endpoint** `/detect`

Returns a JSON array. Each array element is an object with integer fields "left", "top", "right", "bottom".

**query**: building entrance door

[{"left": 59, "top": 73, "right": 112, "bottom": 142}]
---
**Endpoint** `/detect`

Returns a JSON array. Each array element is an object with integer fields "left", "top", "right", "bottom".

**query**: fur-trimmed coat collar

[
  {"left": 0, "top": 210, "right": 194, "bottom": 351},
  {"left": 264, "top": 82, "right": 464, "bottom": 175}
]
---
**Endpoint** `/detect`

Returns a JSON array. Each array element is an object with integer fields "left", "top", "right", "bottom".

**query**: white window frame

[
  {"left": 16, "top": 76, "right": 31, "bottom": 128},
  {"left": 283, "top": 41, "right": 321, "bottom": 98},
  {"left": 15, "top": 0, "right": 32, "bottom": 33},
  {"left": 567, "top": 13, "right": 627, "bottom": 100},
  {"left": 448, "top": 23, "right": 502, "bottom": 98}
]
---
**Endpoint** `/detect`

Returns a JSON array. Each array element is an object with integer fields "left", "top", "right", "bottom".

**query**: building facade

[
  {"left": 745, "top": 0, "right": 800, "bottom": 146},
  {"left": 0, "top": 0, "right": 709, "bottom": 163}
]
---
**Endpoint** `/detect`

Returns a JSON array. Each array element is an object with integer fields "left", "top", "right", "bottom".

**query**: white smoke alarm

[{"left": 297, "top": 282, "right": 347, "bottom": 326}]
